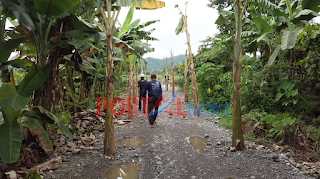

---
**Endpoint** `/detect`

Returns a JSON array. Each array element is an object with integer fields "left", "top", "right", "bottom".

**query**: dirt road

[{"left": 44, "top": 90, "right": 311, "bottom": 179}]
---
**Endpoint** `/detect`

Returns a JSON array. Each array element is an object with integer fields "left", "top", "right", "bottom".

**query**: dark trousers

[
  {"left": 148, "top": 96, "right": 161, "bottom": 125},
  {"left": 139, "top": 96, "right": 146, "bottom": 113}
]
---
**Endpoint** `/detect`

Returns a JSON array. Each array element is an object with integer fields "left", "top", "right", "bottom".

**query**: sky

[{"left": 116, "top": 0, "right": 220, "bottom": 58}]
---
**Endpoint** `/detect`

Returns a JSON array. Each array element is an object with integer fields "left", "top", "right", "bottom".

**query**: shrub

[
  {"left": 261, "top": 113, "right": 296, "bottom": 142},
  {"left": 197, "top": 63, "right": 232, "bottom": 105}
]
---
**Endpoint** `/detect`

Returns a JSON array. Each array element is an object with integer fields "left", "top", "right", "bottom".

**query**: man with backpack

[{"left": 142, "top": 73, "right": 163, "bottom": 128}]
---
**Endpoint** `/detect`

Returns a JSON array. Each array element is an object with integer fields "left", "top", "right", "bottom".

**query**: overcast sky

[{"left": 117, "top": 0, "right": 220, "bottom": 58}]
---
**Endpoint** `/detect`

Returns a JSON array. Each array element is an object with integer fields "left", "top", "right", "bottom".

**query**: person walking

[
  {"left": 138, "top": 74, "right": 148, "bottom": 113},
  {"left": 142, "top": 73, "right": 163, "bottom": 128}
]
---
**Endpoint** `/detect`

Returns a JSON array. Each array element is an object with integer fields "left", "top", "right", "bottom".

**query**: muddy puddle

[
  {"left": 116, "top": 137, "right": 146, "bottom": 148},
  {"left": 105, "top": 162, "right": 141, "bottom": 179},
  {"left": 188, "top": 136, "right": 211, "bottom": 154}
]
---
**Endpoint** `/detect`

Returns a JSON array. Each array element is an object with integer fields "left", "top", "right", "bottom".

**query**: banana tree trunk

[
  {"left": 184, "top": 52, "right": 189, "bottom": 103},
  {"left": 232, "top": 0, "right": 245, "bottom": 150},
  {"left": 65, "top": 63, "right": 76, "bottom": 112},
  {"left": 184, "top": 17, "right": 200, "bottom": 116},
  {"left": 133, "top": 62, "right": 138, "bottom": 116},
  {"left": 100, "top": 2, "right": 119, "bottom": 156},
  {"left": 166, "top": 68, "right": 168, "bottom": 91},
  {"left": 129, "top": 62, "right": 134, "bottom": 120},
  {"left": 80, "top": 72, "right": 87, "bottom": 102},
  {"left": 104, "top": 43, "right": 115, "bottom": 155},
  {"left": 171, "top": 51, "right": 175, "bottom": 96}
]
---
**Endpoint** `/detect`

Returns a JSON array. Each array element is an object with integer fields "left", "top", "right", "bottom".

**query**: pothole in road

[
  {"left": 116, "top": 137, "right": 146, "bottom": 148},
  {"left": 188, "top": 136, "right": 211, "bottom": 154},
  {"left": 105, "top": 162, "right": 141, "bottom": 179}
]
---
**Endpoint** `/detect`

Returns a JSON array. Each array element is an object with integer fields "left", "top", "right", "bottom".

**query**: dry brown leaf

[
  {"left": 81, "top": 120, "right": 91, "bottom": 128},
  {"left": 53, "top": 141, "right": 63, "bottom": 149},
  {"left": 81, "top": 133, "right": 96, "bottom": 146},
  {"left": 31, "top": 157, "right": 62, "bottom": 172},
  {"left": 115, "top": 42, "right": 123, "bottom": 49},
  {"left": 76, "top": 120, "right": 81, "bottom": 129}
]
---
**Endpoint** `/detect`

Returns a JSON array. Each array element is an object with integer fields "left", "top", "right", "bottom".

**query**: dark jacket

[
  {"left": 138, "top": 79, "right": 148, "bottom": 96},
  {"left": 142, "top": 80, "right": 162, "bottom": 98}
]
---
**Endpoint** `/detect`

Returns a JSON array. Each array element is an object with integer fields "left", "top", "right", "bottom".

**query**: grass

[
  {"left": 218, "top": 110, "right": 233, "bottom": 130},
  {"left": 301, "top": 123, "right": 320, "bottom": 142},
  {"left": 56, "top": 112, "right": 73, "bottom": 124}
]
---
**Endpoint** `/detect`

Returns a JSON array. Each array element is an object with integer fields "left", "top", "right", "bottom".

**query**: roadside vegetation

[{"left": 174, "top": 0, "right": 320, "bottom": 163}]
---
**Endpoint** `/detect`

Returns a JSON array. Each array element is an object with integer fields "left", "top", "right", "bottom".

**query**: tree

[
  {"left": 162, "top": 58, "right": 169, "bottom": 91},
  {"left": 171, "top": 50, "right": 175, "bottom": 96},
  {"left": 216, "top": 0, "right": 247, "bottom": 150},
  {"left": 175, "top": 3, "right": 200, "bottom": 116},
  {"left": 230, "top": 0, "right": 247, "bottom": 150},
  {"left": 98, "top": 0, "right": 165, "bottom": 156},
  {"left": 184, "top": 50, "right": 189, "bottom": 102}
]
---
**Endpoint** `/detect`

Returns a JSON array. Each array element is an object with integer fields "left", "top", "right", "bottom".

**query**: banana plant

[
  {"left": 184, "top": 50, "right": 189, "bottom": 102},
  {"left": 0, "top": 0, "right": 93, "bottom": 113},
  {"left": 126, "top": 55, "right": 137, "bottom": 119},
  {"left": 171, "top": 50, "right": 175, "bottom": 96},
  {"left": 240, "top": 0, "right": 320, "bottom": 66},
  {"left": 0, "top": 64, "right": 72, "bottom": 163},
  {"left": 215, "top": 0, "right": 247, "bottom": 150},
  {"left": 231, "top": 0, "right": 247, "bottom": 150},
  {"left": 175, "top": 3, "right": 200, "bottom": 116},
  {"left": 162, "top": 58, "right": 169, "bottom": 91},
  {"left": 245, "top": 0, "right": 320, "bottom": 82},
  {"left": 0, "top": 0, "right": 79, "bottom": 66},
  {"left": 96, "top": 0, "right": 165, "bottom": 156}
]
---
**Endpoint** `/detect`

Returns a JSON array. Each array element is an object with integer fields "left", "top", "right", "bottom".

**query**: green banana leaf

[
  {"left": 0, "top": 94, "right": 30, "bottom": 111},
  {"left": 0, "top": 121, "right": 22, "bottom": 163},
  {"left": 1, "top": 107, "right": 21, "bottom": 121},
  {"left": 281, "top": 29, "right": 298, "bottom": 50},
  {"left": 81, "top": 63, "right": 97, "bottom": 76},
  {"left": 266, "top": 45, "right": 281, "bottom": 66},
  {"left": 127, "top": 19, "right": 141, "bottom": 33},
  {"left": 215, "top": 15, "right": 226, "bottom": 25},
  {"left": 0, "top": 37, "right": 28, "bottom": 64},
  {"left": 0, "top": 83, "right": 16, "bottom": 99},
  {"left": 253, "top": 17, "right": 273, "bottom": 33},
  {"left": 0, "top": 83, "right": 23, "bottom": 120},
  {"left": 0, "top": 59, "right": 31, "bottom": 70},
  {"left": 118, "top": 7, "right": 135, "bottom": 38},
  {"left": 37, "top": 106, "right": 73, "bottom": 138},
  {"left": 64, "top": 30, "right": 101, "bottom": 43},
  {"left": 64, "top": 83, "right": 79, "bottom": 102},
  {"left": 33, "top": 0, "right": 78, "bottom": 17},
  {"left": 67, "top": 40, "right": 99, "bottom": 53},
  {"left": 132, "top": 20, "right": 159, "bottom": 31},
  {"left": 17, "top": 64, "right": 51, "bottom": 97},
  {"left": 175, "top": 16, "right": 184, "bottom": 35},
  {"left": 22, "top": 110, "right": 54, "bottom": 124},
  {"left": 301, "top": 0, "right": 320, "bottom": 13},
  {"left": 0, "top": 1, "right": 35, "bottom": 31}
]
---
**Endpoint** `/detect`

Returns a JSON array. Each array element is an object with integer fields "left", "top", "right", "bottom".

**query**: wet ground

[{"left": 43, "top": 89, "right": 313, "bottom": 179}]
